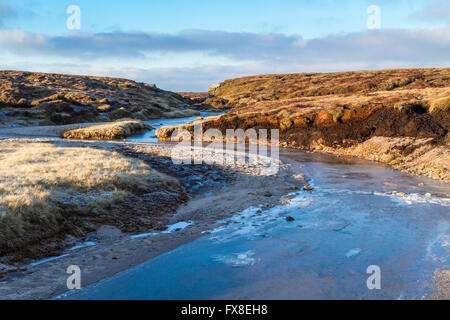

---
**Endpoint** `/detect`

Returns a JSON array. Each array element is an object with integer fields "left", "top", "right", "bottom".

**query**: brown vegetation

[
  {"left": 159, "top": 68, "right": 450, "bottom": 181},
  {"left": 0, "top": 139, "right": 185, "bottom": 261},
  {"left": 61, "top": 119, "right": 151, "bottom": 140},
  {"left": 0, "top": 71, "right": 201, "bottom": 127},
  {"left": 176, "top": 92, "right": 225, "bottom": 111}
]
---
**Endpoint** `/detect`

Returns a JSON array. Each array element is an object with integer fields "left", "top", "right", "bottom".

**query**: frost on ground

[
  {"left": 0, "top": 139, "right": 185, "bottom": 262},
  {"left": 61, "top": 119, "right": 151, "bottom": 140}
]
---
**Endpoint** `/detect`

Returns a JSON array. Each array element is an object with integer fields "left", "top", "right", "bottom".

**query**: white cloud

[{"left": 0, "top": 25, "right": 449, "bottom": 91}]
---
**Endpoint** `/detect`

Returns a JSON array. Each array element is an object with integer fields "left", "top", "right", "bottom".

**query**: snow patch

[
  {"left": 130, "top": 221, "right": 193, "bottom": 239},
  {"left": 30, "top": 254, "right": 70, "bottom": 267},
  {"left": 69, "top": 241, "right": 96, "bottom": 251},
  {"left": 213, "top": 250, "right": 257, "bottom": 267},
  {"left": 205, "top": 193, "right": 312, "bottom": 242},
  {"left": 345, "top": 248, "right": 361, "bottom": 258}
]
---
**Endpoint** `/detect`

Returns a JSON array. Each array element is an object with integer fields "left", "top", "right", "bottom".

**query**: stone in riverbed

[
  {"left": 303, "top": 185, "right": 314, "bottom": 191},
  {"left": 264, "top": 191, "right": 273, "bottom": 197},
  {"left": 286, "top": 216, "right": 295, "bottom": 222}
]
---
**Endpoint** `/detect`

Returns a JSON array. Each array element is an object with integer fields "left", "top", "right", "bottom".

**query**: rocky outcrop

[
  {"left": 0, "top": 71, "right": 201, "bottom": 127},
  {"left": 208, "top": 83, "right": 220, "bottom": 94}
]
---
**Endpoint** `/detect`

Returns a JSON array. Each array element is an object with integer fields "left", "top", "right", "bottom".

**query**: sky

[{"left": 0, "top": 0, "right": 449, "bottom": 91}]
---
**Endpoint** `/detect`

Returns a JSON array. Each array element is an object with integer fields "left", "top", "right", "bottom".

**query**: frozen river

[{"left": 63, "top": 146, "right": 450, "bottom": 299}]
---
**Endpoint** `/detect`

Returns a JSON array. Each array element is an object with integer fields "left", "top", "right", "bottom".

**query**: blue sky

[{"left": 0, "top": 0, "right": 449, "bottom": 90}]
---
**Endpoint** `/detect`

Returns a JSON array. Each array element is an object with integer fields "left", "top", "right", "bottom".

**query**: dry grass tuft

[
  {"left": 429, "top": 89, "right": 450, "bottom": 113},
  {"left": 61, "top": 119, "right": 151, "bottom": 140},
  {"left": 0, "top": 140, "right": 176, "bottom": 256}
]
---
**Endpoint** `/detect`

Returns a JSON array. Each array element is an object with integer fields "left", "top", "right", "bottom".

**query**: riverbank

[
  {"left": 0, "top": 138, "right": 304, "bottom": 299},
  {"left": 0, "top": 119, "right": 151, "bottom": 140},
  {"left": 172, "top": 68, "right": 449, "bottom": 183},
  {"left": 0, "top": 138, "right": 187, "bottom": 263},
  {"left": 314, "top": 136, "right": 450, "bottom": 183},
  {"left": 157, "top": 115, "right": 450, "bottom": 183},
  {"left": 56, "top": 149, "right": 450, "bottom": 300}
]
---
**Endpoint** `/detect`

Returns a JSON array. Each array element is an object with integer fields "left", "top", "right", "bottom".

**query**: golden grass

[
  {"left": 61, "top": 119, "right": 151, "bottom": 140},
  {"left": 0, "top": 70, "right": 197, "bottom": 125},
  {"left": 0, "top": 140, "right": 173, "bottom": 255},
  {"left": 211, "top": 68, "right": 450, "bottom": 120},
  {"left": 429, "top": 89, "right": 450, "bottom": 113},
  {"left": 215, "top": 68, "right": 449, "bottom": 101}
]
